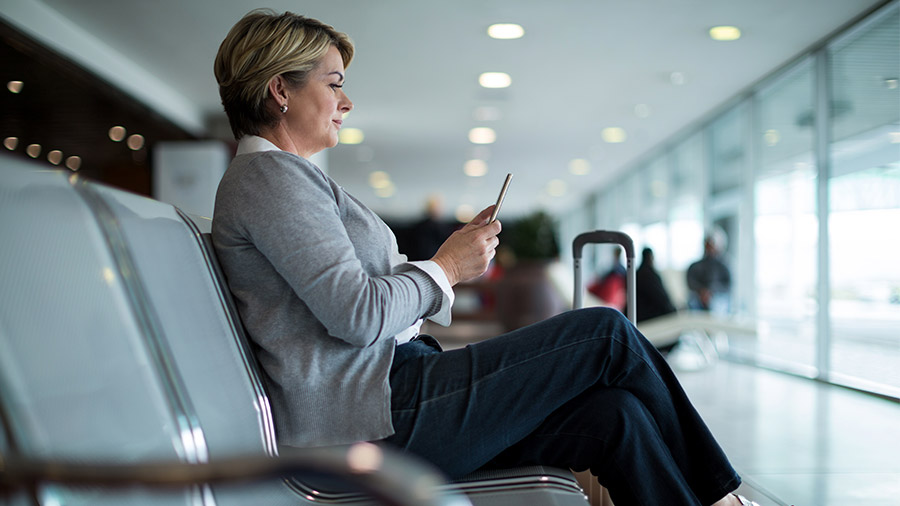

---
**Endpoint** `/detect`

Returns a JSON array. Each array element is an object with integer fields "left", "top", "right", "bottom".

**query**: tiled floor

[{"left": 674, "top": 358, "right": 900, "bottom": 506}]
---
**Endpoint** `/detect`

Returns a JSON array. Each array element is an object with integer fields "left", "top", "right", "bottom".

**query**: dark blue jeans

[{"left": 383, "top": 307, "right": 740, "bottom": 506}]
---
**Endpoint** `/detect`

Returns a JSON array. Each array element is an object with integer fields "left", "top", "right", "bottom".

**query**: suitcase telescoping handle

[{"left": 572, "top": 231, "right": 636, "bottom": 324}]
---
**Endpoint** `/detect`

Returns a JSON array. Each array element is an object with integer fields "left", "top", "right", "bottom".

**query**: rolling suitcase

[
  {"left": 572, "top": 231, "right": 636, "bottom": 324},
  {"left": 571, "top": 231, "right": 637, "bottom": 505}
]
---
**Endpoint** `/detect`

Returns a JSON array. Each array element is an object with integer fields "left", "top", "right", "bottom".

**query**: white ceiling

[{"left": 16, "top": 0, "right": 888, "bottom": 220}]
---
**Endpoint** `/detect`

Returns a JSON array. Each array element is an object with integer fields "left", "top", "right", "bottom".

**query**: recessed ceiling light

[
  {"left": 487, "top": 24, "right": 524, "bottom": 40},
  {"left": 569, "top": 159, "right": 591, "bottom": 175},
  {"left": 66, "top": 156, "right": 82, "bottom": 171},
  {"left": 26, "top": 144, "right": 41, "bottom": 158},
  {"left": 547, "top": 179, "right": 567, "bottom": 197},
  {"left": 127, "top": 134, "right": 145, "bottom": 150},
  {"left": 369, "top": 170, "right": 391, "bottom": 189},
  {"left": 109, "top": 126, "right": 126, "bottom": 142},
  {"left": 375, "top": 182, "right": 395, "bottom": 198},
  {"left": 47, "top": 150, "right": 63, "bottom": 165},
  {"left": 464, "top": 159, "right": 488, "bottom": 177},
  {"left": 888, "top": 132, "right": 900, "bottom": 144},
  {"left": 339, "top": 127, "right": 365, "bottom": 144},
  {"left": 7, "top": 81, "right": 23, "bottom": 93},
  {"left": 455, "top": 204, "right": 476, "bottom": 223},
  {"left": 3, "top": 137, "right": 18, "bottom": 150},
  {"left": 479, "top": 72, "right": 511, "bottom": 89},
  {"left": 601, "top": 127, "right": 627, "bottom": 143},
  {"left": 764, "top": 129, "right": 780, "bottom": 146},
  {"left": 709, "top": 26, "right": 741, "bottom": 41},
  {"left": 885, "top": 78, "right": 899, "bottom": 89},
  {"left": 469, "top": 127, "right": 496, "bottom": 144}
]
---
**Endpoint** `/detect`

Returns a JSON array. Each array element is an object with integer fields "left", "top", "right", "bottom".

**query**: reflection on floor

[{"left": 675, "top": 359, "right": 900, "bottom": 506}]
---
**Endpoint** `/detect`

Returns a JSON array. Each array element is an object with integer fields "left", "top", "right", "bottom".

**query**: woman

[{"left": 211, "top": 9, "right": 754, "bottom": 506}]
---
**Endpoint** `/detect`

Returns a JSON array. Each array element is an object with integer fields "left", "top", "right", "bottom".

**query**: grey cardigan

[{"left": 212, "top": 148, "right": 445, "bottom": 447}]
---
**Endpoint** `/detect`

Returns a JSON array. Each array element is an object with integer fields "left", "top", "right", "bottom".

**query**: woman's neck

[{"left": 258, "top": 124, "right": 315, "bottom": 159}]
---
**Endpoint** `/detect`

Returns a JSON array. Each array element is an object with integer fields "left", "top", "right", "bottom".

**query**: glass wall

[
  {"left": 640, "top": 157, "right": 670, "bottom": 270},
  {"left": 754, "top": 58, "right": 818, "bottom": 373},
  {"left": 669, "top": 132, "right": 706, "bottom": 273},
  {"left": 827, "top": 7, "right": 900, "bottom": 393},
  {"left": 708, "top": 102, "right": 751, "bottom": 315},
  {"left": 559, "top": 1, "right": 900, "bottom": 398}
]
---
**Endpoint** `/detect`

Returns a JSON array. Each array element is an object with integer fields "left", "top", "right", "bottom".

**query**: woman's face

[{"left": 284, "top": 45, "right": 353, "bottom": 157}]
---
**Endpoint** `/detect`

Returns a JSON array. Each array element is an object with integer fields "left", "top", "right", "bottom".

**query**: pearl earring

[{"left": 280, "top": 104, "right": 288, "bottom": 113}]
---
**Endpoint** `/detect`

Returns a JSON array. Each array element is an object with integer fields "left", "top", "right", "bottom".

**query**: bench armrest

[{"left": 1, "top": 444, "right": 472, "bottom": 506}]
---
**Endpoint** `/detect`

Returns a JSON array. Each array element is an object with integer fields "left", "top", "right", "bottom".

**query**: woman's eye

[{"left": 330, "top": 83, "right": 343, "bottom": 90}]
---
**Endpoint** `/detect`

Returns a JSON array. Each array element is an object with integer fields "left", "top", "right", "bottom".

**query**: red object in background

[{"left": 587, "top": 271, "right": 626, "bottom": 311}]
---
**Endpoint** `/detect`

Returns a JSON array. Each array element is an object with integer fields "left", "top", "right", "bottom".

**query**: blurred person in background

[
  {"left": 687, "top": 230, "right": 732, "bottom": 314},
  {"left": 636, "top": 247, "right": 677, "bottom": 323},
  {"left": 406, "top": 194, "right": 456, "bottom": 261}
]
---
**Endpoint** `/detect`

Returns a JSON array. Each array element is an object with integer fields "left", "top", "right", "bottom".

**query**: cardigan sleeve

[
  {"left": 389, "top": 244, "right": 454, "bottom": 327},
  {"left": 218, "top": 152, "right": 443, "bottom": 347}
]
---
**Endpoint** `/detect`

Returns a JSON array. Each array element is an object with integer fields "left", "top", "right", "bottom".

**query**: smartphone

[{"left": 489, "top": 173, "right": 513, "bottom": 223}]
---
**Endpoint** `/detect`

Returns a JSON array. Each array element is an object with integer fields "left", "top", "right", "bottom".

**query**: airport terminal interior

[{"left": 1, "top": 1, "right": 898, "bottom": 505}]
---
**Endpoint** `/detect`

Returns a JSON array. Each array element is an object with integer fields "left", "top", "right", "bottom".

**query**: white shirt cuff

[
  {"left": 404, "top": 260, "right": 454, "bottom": 326},
  {"left": 394, "top": 320, "right": 423, "bottom": 344}
]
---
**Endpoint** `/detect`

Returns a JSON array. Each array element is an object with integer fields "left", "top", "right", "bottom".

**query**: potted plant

[
  {"left": 504, "top": 210, "right": 560, "bottom": 261},
  {"left": 495, "top": 211, "right": 566, "bottom": 331}
]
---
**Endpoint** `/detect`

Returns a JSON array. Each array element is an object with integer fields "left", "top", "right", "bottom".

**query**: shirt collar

[{"left": 236, "top": 135, "right": 281, "bottom": 156}]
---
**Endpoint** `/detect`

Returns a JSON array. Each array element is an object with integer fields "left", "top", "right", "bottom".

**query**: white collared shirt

[{"left": 236, "top": 135, "right": 454, "bottom": 343}]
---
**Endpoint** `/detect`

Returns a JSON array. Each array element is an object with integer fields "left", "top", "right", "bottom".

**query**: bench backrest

[{"left": 0, "top": 159, "right": 278, "bottom": 503}]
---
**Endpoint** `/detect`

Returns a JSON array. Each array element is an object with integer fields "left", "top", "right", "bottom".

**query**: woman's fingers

[
  {"left": 430, "top": 207, "right": 503, "bottom": 286},
  {"left": 467, "top": 205, "right": 496, "bottom": 227}
]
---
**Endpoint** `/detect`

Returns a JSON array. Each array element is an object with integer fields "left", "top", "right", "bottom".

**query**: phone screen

[{"left": 489, "top": 173, "right": 513, "bottom": 223}]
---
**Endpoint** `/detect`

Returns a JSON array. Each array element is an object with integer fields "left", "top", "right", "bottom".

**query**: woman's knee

[
  {"left": 571, "top": 306, "right": 636, "bottom": 339},
  {"left": 580, "top": 306, "right": 628, "bottom": 323}
]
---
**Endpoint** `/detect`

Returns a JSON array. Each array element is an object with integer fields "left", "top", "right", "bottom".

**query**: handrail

[{"left": 0, "top": 444, "right": 472, "bottom": 506}]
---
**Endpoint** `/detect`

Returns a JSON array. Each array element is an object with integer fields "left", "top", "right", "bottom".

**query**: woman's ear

[{"left": 267, "top": 75, "right": 289, "bottom": 110}]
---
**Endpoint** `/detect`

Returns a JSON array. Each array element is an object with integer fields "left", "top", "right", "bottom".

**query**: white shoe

[{"left": 733, "top": 493, "right": 760, "bottom": 506}]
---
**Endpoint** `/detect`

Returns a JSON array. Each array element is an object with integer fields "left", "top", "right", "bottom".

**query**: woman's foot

[{"left": 713, "top": 493, "right": 759, "bottom": 506}]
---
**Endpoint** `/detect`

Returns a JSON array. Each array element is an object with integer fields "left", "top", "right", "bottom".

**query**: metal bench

[{"left": 0, "top": 156, "right": 589, "bottom": 506}]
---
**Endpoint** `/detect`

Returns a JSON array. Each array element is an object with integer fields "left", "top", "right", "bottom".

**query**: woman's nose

[{"left": 340, "top": 91, "right": 353, "bottom": 113}]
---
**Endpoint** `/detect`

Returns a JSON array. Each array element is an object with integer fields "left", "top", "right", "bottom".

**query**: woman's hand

[{"left": 431, "top": 205, "right": 501, "bottom": 286}]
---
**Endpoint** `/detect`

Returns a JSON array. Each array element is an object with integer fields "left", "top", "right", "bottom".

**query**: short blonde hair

[{"left": 214, "top": 9, "right": 354, "bottom": 139}]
